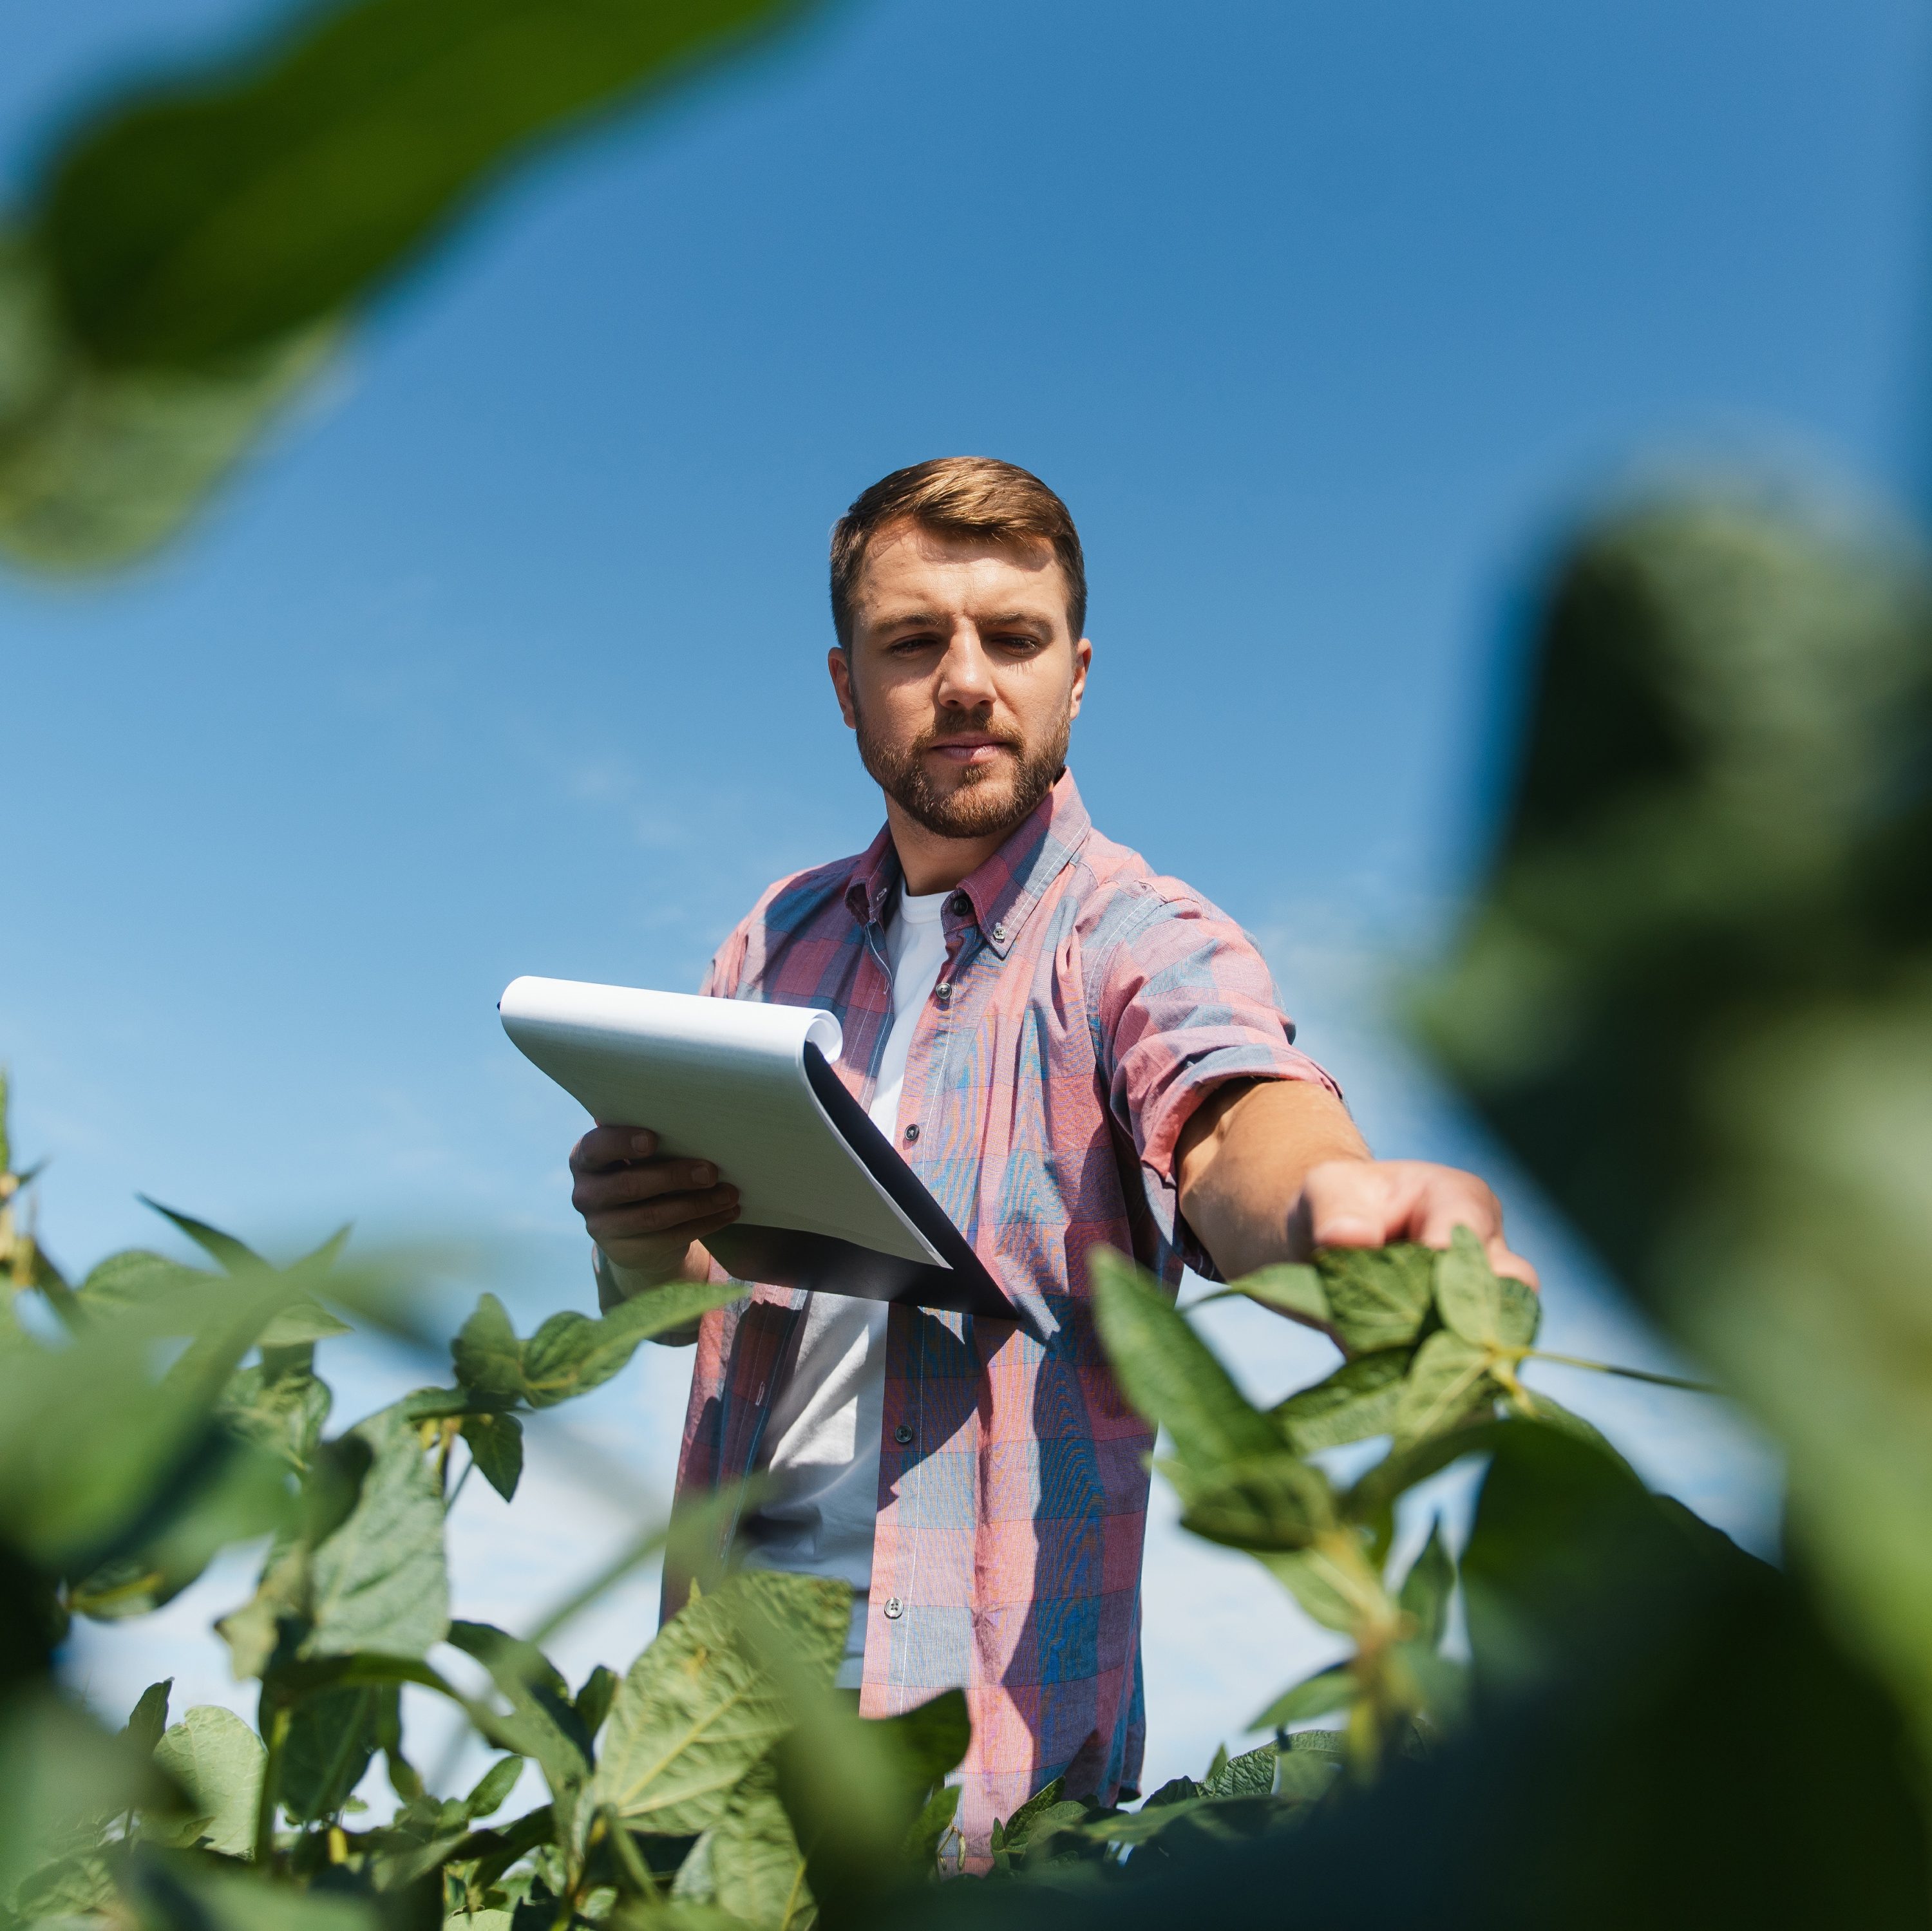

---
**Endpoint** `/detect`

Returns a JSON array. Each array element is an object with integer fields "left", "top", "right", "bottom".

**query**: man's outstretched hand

[
  {"left": 569, "top": 1124, "right": 740, "bottom": 1288},
  {"left": 1176, "top": 1077, "right": 1537, "bottom": 1290},
  {"left": 1289, "top": 1154, "right": 1537, "bottom": 1288}
]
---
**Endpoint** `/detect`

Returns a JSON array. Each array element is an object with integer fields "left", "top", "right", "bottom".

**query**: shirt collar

[{"left": 843, "top": 769, "right": 1092, "bottom": 959}]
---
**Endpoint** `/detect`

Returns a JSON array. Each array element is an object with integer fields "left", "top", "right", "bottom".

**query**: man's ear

[
  {"left": 1067, "top": 635, "right": 1093, "bottom": 721},
  {"left": 827, "top": 646, "right": 858, "bottom": 730}
]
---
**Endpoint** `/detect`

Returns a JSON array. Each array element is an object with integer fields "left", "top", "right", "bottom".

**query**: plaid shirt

[{"left": 666, "top": 771, "right": 1334, "bottom": 1857}]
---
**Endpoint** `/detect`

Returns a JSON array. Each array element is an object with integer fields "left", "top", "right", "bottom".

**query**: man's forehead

[{"left": 853, "top": 521, "right": 1065, "bottom": 614}]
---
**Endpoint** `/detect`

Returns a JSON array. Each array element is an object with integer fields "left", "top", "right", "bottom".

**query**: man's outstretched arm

[{"left": 1174, "top": 1078, "right": 1537, "bottom": 1288}]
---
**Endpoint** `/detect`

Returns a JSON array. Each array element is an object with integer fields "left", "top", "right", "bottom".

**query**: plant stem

[
  {"left": 1526, "top": 1350, "right": 1721, "bottom": 1395},
  {"left": 253, "top": 1700, "right": 292, "bottom": 1868}
]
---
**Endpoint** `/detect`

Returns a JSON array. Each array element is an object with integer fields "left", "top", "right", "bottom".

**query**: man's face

[{"left": 829, "top": 520, "right": 1091, "bottom": 842}]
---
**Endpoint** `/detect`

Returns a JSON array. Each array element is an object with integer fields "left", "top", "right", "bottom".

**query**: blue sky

[{"left": 7, "top": 0, "right": 1927, "bottom": 1787}]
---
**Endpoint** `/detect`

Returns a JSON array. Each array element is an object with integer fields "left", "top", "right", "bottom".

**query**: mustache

[{"left": 913, "top": 717, "right": 1024, "bottom": 753}]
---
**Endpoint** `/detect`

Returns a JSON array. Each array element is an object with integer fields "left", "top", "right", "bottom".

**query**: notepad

[{"left": 499, "top": 976, "right": 1012, "bottom": 1317}]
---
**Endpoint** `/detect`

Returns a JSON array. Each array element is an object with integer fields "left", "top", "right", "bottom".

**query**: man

[{"left": 569, "top": 457, "right": 1532, "bottom": 1854}]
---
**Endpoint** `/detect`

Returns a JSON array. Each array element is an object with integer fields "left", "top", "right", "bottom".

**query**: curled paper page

[{"left": 499, "top": 975, "right": 942, "bottom": 1267}]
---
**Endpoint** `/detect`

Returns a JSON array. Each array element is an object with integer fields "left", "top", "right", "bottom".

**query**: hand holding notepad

[{"left": 500, "top": 977, "right": 1012, "bottom": 1317}]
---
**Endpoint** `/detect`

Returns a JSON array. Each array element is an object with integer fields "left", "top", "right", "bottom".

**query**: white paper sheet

[{"left": 498, "top": 976, "right": 942, "bottom": 1267}]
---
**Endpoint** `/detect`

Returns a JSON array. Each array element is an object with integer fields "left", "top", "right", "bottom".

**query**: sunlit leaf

[
  {"left": 151, "top": 1706, "right": 265, "bottom": 1858},
  {"left": 589, "top": 1571, "right": 848, "bottom": 1836}
]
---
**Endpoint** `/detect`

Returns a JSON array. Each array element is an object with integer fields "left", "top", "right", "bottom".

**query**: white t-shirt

[{"left": 736, "top": 885, "right": 949, "bottom": 1686}]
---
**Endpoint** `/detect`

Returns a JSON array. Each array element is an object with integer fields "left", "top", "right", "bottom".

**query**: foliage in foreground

[
  {"left": 0, "top": 0, "right": 825, "bottom": 571},
  {"left": 0, "top": 1127, "right": 976, "bottom": 1931}
]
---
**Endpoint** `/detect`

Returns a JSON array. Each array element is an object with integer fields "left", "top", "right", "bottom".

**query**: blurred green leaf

[
  {"left": 1088, "top": 1248, "right": 1279, "bottom": 1475},
  {"left": 464, "top": 1753, "right": 524, "bottom": 1824},
  {"left": 1273, "top": 1351, "right": 1407, "bottom": 1453},
  {"left": 151, "top": 1706, "right": 265, "bottom": 1858},
  {"left": 1397, "top": 1518, "right": 1455, "bottom": 1651},
  {"left": 1417, "top": 496, "right": 1932, "bottom": 1761},
  {"left": 1224, "top": 1263, "right": 1332, "bottom": 1330},
  {"left": 700, "top": 1753, "right": 812, "bottom": 1928},
  {"left": 37, "top": 0, "right": 822, "bottom": 369},
  {"left": 1251, "top": 1664, "right": 1355, "bottom": 1733},
  {"left": 1173, "top": 1453, "right": 1338, "bottom": 1552}
]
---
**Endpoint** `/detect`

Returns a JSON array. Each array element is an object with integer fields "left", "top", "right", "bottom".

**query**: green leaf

[
  {"left": 463, "top": 1754, "right": 524, "bottom": 1823},
  {"left": 124, "top": 1679, "right": 173, "bottom": 1756},
  {"left": 904, "top": 1780, "right": 961, "bottom": 1869},
  {"left": 446, "top": 1621, "right": 592, "bottom": 1798},
  {"left": 1505, "top": 1384, "right": 1625, "bottom": 1465},
  {"left": 588, "top": 1571, "right": 848, "bottom": 1836},
  {"left": 74, "top": 1248, "right": 210, "bottom": 1321},
  {"left": 703, "top": 1753, "right": 813, "bottom": 1928},
  {"left": 1314, "top": 1243, "right": 1437, "bottom": 1355},
  {"left": 1088, "top": 1248, "right": 1279, "bottom": 1474},
  {"left": 520, "top": 1279, "right": 743, "bottom": 1408},
  {"left": 1251, "top": 1664, "right": 1356, "bottom": 1733},
  {"left": 1434, "top": 1227, "right": 1540, "bottom": 1350},
  {"left": 220, "top": 1361, "right": 333, "bottom": 1471},
  {"left": 280, "top": 1683, "right": 383, "bottom": 1823},
  {"left": 39, "top": 0, "right": 824, "bottom": 368},
  {"left": 1273, "top": 1351, "right": 1408, "bottom": 1452},
  {"left": 451, "top": 1294, "right": 523, "bottom": 1401},
  {"left": 1398, "top": 1516, "right": 1456, "bottom": 1649},
  {"left": 866, "top": 1686, "right": 971, "bottom": 1792},
  {"left": 151, "top": 1706, "right": 265, "bottom": 1857},
  {"left": 460, "top": 1410, "right": 524, "bottom": 1500},
  {"left": 1174, "top": 1452, "right": 1338, "bottom": 1552},
  {"left": 1343, "top": 1417, "right": 1517, "bottom": 1520},
  {"left": 138, "top": 1197, "right": 265, "bottom": 1274},
  {"left": 305, "top": 1406, "right": 448, "bottom": 1659},
  {"left": 1200, "top": 1742, "right": 1276, "bottom": 1798},
  {"left": 1226, "top": 1263, "right": 1331, "bottom": 1328},
  {"left": 1258, "top": 1545, "right": 1380, "bottom": 1635},
  {"left": 1394, "top": 1331, "right": 1499, "bottom": 1446},
  {"left": 574, "top": 1664, "right": 618, "bottom": 1742}
]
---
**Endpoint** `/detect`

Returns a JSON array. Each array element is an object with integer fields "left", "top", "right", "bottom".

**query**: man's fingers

[
  {"left": 1486, "top": 1238, "right": 1540, "bottom": 1291},
  {"left": 584, "top": 1184, "right": 740, "bottom": 1240},
  {"left": 1297, "top": 1160, "right": 1401, "bottom": 1250},
  {"left": 571, "top": 1124, "right": 657, "bottom": 1174},
  {"left": 573, "top": 1158, "right": 728, "bottom": 1213},
  {"left": 1293, "top": 1160, "right": 1540, "bottom": 1288}
]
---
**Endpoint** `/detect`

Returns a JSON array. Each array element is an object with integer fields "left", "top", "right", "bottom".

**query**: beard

[{"left": 853, "top": 701, "right": 1070, "bottom": 842}]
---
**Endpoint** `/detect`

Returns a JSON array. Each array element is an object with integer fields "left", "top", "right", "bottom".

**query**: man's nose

[{"left": 934, "top": 626, "right": 996, "bottom": 707}]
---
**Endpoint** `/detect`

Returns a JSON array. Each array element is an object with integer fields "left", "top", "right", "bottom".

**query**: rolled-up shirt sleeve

[{"left": 1095, "top": 884, "right": 1341, "bottom": 1277}]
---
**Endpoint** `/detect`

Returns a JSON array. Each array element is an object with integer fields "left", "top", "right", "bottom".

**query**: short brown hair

[{"left": 829, "top": 457, "right": 1087, "bottom": 647}]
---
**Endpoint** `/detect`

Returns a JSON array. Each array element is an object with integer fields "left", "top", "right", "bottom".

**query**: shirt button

[
  {"left": 904, "top": 1124, "right": 920, "bottom": 1144},
  {"left": 882, "top": 1597, "right": 904, "bottom": 1620},
  {"left": 894, "top": 1424, "right": 914, "bottom": 1444},
  {"left": 991, "top": 922, "right": 1009, "bottom": 942},
  {"left": 933, "top": 981, "right": 952, "bottom": 1004},
  {"left": 948, "top": 893, "right": 971, "bottom": 918}
]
